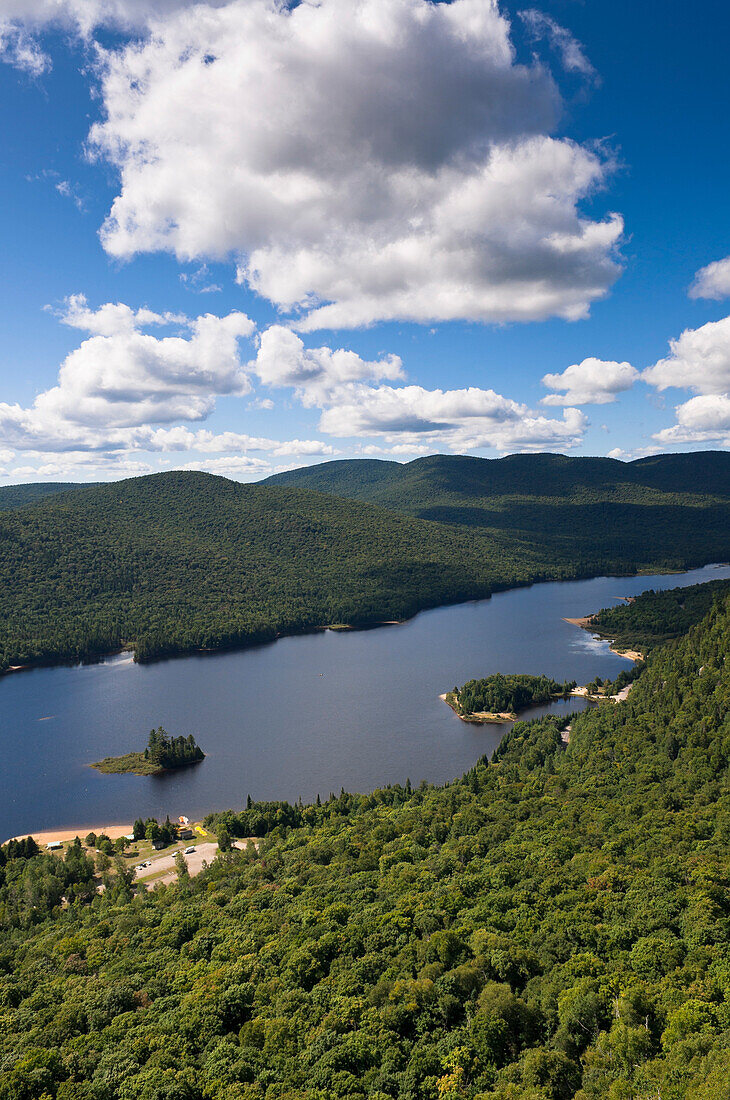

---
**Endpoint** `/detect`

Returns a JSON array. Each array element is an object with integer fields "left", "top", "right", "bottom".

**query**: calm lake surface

[{"left": 3, "top": 563, "right": 729, "bottom": 840}]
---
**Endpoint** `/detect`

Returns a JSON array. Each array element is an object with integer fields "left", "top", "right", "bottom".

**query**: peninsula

[
  {"left": 92, "top": 726, "right": 205, "bottom": 776},
  {"left": 442, "top": 672, "right": 576, "bottom": 723},
  {"left": 564, "top": 576, "right": 730, "bottom": 657}
]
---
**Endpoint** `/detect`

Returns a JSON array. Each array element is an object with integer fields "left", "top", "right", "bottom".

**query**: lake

[{"left": 3, "top": 563, "right": 729, "bottom": 840}]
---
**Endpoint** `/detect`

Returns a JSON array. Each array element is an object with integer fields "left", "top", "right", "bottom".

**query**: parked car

[{"left": 184, "top": 846, "right": 195, "bottom": 854}]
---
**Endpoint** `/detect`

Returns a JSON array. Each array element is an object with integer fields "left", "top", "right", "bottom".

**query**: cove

[{"left": 3, "top": 563, "right": 729, "bottom": 841}]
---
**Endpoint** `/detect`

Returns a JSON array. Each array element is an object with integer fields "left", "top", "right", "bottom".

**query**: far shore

[
  {"left": 1, "top": 563, "right": 721, "bottom": 683},
  {"left": 7, "top": 823, "right": 132, "bottom": 845}
]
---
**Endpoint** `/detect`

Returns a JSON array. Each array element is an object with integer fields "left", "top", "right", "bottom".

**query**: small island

[
  {"left": 92, "top": 726, "right": 206, "bottom": 775},
  {"left": 442, "top": 673, "right": 576, "bottom": 723}
]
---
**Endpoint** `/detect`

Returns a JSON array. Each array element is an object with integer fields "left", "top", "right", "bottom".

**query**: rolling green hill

[
  {"left": 0, "top": 461, "right": 728, "bottom": 673},
  {"left": 0, "top": 482, "right": 90, "bottom": 511},
  {"left": 2, "top": 582, "right": 730, "bottom": 1097},
  {"left": 0, "top": 471, "right": 507, "bottom": 673},
  {"left": 264, "top": 452, "right": 730, "bottom": 568}
]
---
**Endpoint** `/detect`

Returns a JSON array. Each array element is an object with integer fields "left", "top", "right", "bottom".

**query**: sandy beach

[
  {"left": 610, "top": 646, "right": 643, "bottom": 661},
  {"left": 439, "top": 693, "right": 514, "bottom": 723},
  {"left": 8, "top": 823, "right": 132, "bottom": 845}
]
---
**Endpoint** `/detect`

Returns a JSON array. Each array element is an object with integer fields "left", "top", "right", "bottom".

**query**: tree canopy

[{"left": 2, "top": 584, "right": 730, "bottom": 1097}]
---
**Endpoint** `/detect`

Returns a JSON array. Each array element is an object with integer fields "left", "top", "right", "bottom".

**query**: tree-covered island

[
  {"left": 444, "top": 673, "right": 576, "bottom": 722},
  {"left": 91, "top": 726, "right": 205, "bottom": 775}
]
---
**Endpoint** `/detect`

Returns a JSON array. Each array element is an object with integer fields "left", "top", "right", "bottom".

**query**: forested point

[
  {"left": 448, "top": 674, "right": 576, "bottom": 719},
  {"left": 586, "top": 577, "right": 730, "bottom": 652},
  {"left": 2, "top": 589, "right": 730, "bottom": 1096},
  {"left": 0, "top": 462, "right": 728, "bottom": 675},
  {"left": 92, "top": 727, "right": 205, "bottom": 776}
]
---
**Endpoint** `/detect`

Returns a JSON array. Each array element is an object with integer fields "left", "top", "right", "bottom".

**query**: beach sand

[{"left": 8, "top": 823, "right": 132, "bottom": 845}]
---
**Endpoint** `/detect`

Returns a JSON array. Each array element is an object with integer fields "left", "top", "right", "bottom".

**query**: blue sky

[{"left": 1, "top": 0, "right": 729, "bottom": 482}]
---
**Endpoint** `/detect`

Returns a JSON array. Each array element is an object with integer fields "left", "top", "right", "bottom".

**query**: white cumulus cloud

[
  {"left": 689, "top": 256, "right": 730, "bottom": 301},
  {"left": 541, "top": 357, "right": 638, "bottom": 405},
  {"left": 251, "top": 326, "right": 403, "bottom": 396},
  {"left": 55, "top": 293, "right": 186, "bottom": 336},
  {"left": 654, "top": 394, "right": 730, "bottom": 447},
  {"left": 0, "top": 301, "right": 256, "bottom": 450},
  {"left": 316, "top": 383, "right": 587, "bottom": 453},
  {"left": 643, "top": 315, "right": 730, "bottom": 395},
  {"left": 78, "top": 0, "right": 622, "bottom": 329}
]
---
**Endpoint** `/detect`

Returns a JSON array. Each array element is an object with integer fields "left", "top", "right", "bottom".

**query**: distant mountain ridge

[
  {"left": 0, "top": 471, "right": 504, "bottom": 672},
  {"left": 263, "top": 452, "right": 730, "bottom": 570},
  {"left": 263, "top": 451, "right": 730, "bottom": 505}
]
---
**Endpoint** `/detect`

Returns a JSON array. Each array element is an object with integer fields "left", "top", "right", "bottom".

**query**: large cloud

[
  {"left": 643, "top": 315, "right": 730, "bottom": 395},
  {"left": 642, "top": 314, "right": 730, "bottom": 448},
  {"left": 316, "top": 383, "right": 587, "bottom": 452},
  {"left": 77, "top": 0, "right": 622, "bottom": 329},
  {"left": 542, "top": 357, "right": 638, "bottom": 405},
  {"left": 0, "top": 299, "right": 255, "bottom": 450}
]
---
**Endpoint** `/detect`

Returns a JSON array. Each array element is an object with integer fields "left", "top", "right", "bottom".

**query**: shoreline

[{"left": 1, "top": 563, "right": 723, "bottom": 683}]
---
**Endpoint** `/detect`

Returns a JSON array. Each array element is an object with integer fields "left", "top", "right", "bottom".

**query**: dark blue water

[{"left": 3, "top": 563, "right": 729, "bottom": 840}]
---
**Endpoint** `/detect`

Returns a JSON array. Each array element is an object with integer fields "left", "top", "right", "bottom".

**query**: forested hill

[
  {"left": 0, "top": 465, "right": 728, "bottom": 673},
  {"left": 3, "top": 577, "right": 730, "bottom": 1096},
  {"left": 0, "top": 471, "right": 510, "bottom": 674},
  {"left": 264, "top": 452, "right": 730, "bottom": 587},
  {"left": 0, "top": 482, "right": 90, "bottom": 511}
]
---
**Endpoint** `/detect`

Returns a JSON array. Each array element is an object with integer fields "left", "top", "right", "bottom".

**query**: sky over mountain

[{"left": 1, "top": 0, "right": 729, "bottom": 482}]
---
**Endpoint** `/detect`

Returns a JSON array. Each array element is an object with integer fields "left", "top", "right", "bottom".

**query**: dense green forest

[
  {"left": 92, "top": 728, "right": 205, "bottom": 776},
  {"left": 586, "top": 578, "right": 730, "bottom": 652},
  {"left": 0, "top": 483, "right": 91, "bottom": 511},
  {"left": 449, "top": 674, "right": 576, "bottom": 718},
  {"left": 265, "top": 452, "right": 730, "bottom": 571},
  {"left": 2, "top": 589, "right": 730, "bottom": 1097},
  {"left": 0, "top": 457, "right": 729, "bottom": 674}
]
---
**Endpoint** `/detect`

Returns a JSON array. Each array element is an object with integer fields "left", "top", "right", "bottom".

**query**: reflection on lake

[{"left": 3, "top": 563, "right": 729, "bottom": 839}]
